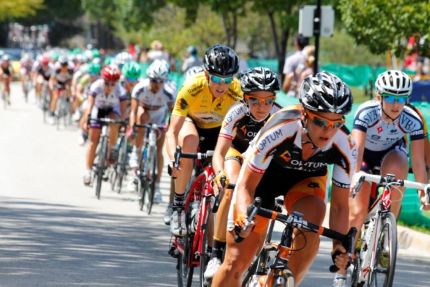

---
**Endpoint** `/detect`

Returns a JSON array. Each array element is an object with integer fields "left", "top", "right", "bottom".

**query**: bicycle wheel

[
  {"left": 145, "top": 146, "right": 157, "bottom": 215},
  {"left": 94, "top": 138, "right": 107, "bottom": 199},
  {"left": 111, "top": 137, "right": 127, "bottom": 193},
  {"left": 177, "top": 234, "right": 195, "bottom": 287},
  {"left": 138, "top": 147, "right": 148, "bottom": 211},
  {"left": 199, "top": 201, "right": 212, "bottom": 287},
  {"left": 368, "top": 212, "right": 397, "bottom": 287}
]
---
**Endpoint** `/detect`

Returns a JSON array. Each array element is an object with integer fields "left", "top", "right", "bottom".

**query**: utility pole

[{"left": 313, "top": 0, "right": 321, "bottom": 75}]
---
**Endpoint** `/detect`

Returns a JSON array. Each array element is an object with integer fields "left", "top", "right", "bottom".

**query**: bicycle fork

[{"left": 359, "top": 212, "right": 382, "bottom": 283}]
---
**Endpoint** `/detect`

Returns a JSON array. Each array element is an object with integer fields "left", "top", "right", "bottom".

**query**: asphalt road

[{"left": 0, "top": 83, "right": 429, "bottom": 286}]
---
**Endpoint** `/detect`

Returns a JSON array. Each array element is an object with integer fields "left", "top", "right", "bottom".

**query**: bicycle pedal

[{"left": 168, "top": 246, "right": 179, "bottom": 258}]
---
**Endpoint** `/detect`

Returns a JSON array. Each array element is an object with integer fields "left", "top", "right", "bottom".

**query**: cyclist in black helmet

[
  {"left": 166, "top": 44, "right": 243, "bottom": 237},
  {"left": 212, "top": 71, "right": 356, "bottom": 287},
  {"left": 204, "top": 67, "right": 282, "bottom": 279}
]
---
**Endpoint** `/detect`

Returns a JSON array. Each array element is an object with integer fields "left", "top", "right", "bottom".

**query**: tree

[
  {"left": 0, "top": 0, "right": 43, "bottom": 21},
  {"left": 339, "top": 0, "right": 430, "bottom": 59}
]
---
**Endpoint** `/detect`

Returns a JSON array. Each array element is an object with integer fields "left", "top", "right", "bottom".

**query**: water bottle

[{"left": 189, "top": 200, "right": 200, "bottom": 233}]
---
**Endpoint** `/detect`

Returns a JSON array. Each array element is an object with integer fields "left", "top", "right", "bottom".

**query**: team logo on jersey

[
  {"left": 377, "top": 126, "right": 383, "bottom": 134},
  {"left": 178, "top": 98, "right": 188, "bottom": 110},
  {"left": 280, "top": 150, "right": 291, "bottom": 163}
]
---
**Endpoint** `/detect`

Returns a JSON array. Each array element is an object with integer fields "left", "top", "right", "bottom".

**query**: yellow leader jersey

[{"left": 172, "top": 72, "right": 243, "bottom": 129}]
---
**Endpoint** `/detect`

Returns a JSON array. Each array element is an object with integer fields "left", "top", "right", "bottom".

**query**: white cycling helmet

[
  {"left": 115, "top": 51, "right": 132, "bottom": 66},
  {"left": 375, "top": 70, "right": 412, "bottom": 96},
  {"left": 147, "top": 59, "right": 170, "bottom": 80},
  {"left": 184, "top": 65, "right": 204, "bottom": 80}
]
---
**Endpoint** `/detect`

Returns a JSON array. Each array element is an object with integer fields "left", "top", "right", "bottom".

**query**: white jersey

[
  {"left": 131, "top": 78, "right": 176, "bottom": 110},
  {"left": 89, "top": 78, "right": 124, "bottom": 109},
  {"left": 353, "top": 100, "right": 425, "bottom": 151}
]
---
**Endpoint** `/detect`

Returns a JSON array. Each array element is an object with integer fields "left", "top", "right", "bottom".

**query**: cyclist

[
  {"left": 347, "top": 70, "right": 430, "bottom": 284},
  {"left": 0, "top": 55, "right": 14, "bottom": 105},
  {"left": 166, "top": 44, "right": 242, "bottom": 236},
  {"left": 129, "top": 59, "right": 175, "bottom": 203},
  {"left": 212, "top": 71, "right": 355, "bottom": 287},
  {"left": 82, "top": 65, "right": 124, "bottom": 185},
  {"left": 75, "top": 62, "right": 101, "bottom": 145},
  {"left": 20, "top": 53, "right": 34, "bottom": 97},
  {"left": 119, "top": 61, "right": 142, "bottom": 121},
  {"left": 204, "top": 67, "right": 282, "bottom": 279},
  {"left": 47, "top": 56, "right": 74, "bottom": 124},
  {"left": 32, "top": 54, "right": 53, "bottom": 102}
]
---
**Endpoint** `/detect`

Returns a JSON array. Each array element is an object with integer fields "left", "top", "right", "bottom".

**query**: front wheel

[
  {"left": 176, "top": 235, "right": 195, "bottom": 287},
  {"left": 368, "top": 212, "right": 397, "bottom": 287},
  {"left": 94, "top": 138, "right": 107, "bottom": 199},
  {"left": 145, "top": 147, "right": 158, "bottom": 215}
]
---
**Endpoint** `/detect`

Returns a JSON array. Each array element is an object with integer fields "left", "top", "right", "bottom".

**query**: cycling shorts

[
  {"left": 90, "top": 107, "right": 120, "bottom": 129},
  {"left": 227, "top": 162, "right": 327, "bottom": 236},
  {"left": 225, "top": 147, "right": 243, "bottom": 164},
  {"left": 361, "top": 139, "right": 407, "bottom": 174},
  {"left": 186, "top": 117, "right": 220, "bottom": 153}
]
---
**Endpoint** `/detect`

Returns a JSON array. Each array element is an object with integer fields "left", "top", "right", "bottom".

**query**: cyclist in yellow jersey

[{"left": 166, "top": 44, "right": 243, "bottom": 237}]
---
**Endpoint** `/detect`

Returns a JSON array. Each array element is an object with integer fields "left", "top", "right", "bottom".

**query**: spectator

[
  {"left": 414, "top": 57, "right": 430, "bottom": 81},
  {"left": 181, "top": 45, "right": 203, "bottom": 73},
  {"left": 296, "top": 45, "right": 316, "bottom": 87},
  {"left": 282, "top": 34, "right": 309, "bottom": 97}
]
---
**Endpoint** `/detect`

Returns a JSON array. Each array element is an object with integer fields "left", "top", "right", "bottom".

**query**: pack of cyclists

[{"left": 5, "top": 44, "right": 430, "bottom": 287}]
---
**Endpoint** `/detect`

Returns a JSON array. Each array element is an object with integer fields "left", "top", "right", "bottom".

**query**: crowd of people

[{"left": 2, "top": 40, "right": 430, "bottom": 287}]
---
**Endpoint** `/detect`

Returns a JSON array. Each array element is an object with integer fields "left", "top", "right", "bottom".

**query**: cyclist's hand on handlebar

[
  {"left": 214, "top": 170, "right": 229, "bottom": 194},
  {"left": 331, "top": 244, "right": 349, "bottom": 271},
  {"left": 419, "top": 192, "right": 430, "bottom": 211},
  {"left": 233, "top": 213, "right": 255, "bottom": 240},
  {"left": 168, "top": 160, "right": 181, "bottom": 178}
]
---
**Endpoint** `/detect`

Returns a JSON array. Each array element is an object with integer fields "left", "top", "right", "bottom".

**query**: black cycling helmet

[
  {"left": 204, "top": 44, "right": 239, "bottom": 77},
  {"left": 240, "top": 67, "right": 280, "bottom": 94},
  {"left": 299, "top": 71, "right": 352, "bottom": 115}
]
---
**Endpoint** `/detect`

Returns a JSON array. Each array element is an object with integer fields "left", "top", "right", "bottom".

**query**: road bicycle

[
  {"left": 41, "top": 81, "right": 50, "bottom": 123},
  {"left": 110, "top": 124, "right": 131, "bottom": 194},
  {"left": 91, "top": 118, "right": 127, "bottom": 199},
  {"left": 349, "top": 172, "right": 430, "bottom": 287},
  {"left": 134, "top": 123, "right": 167, "bottom": 214},
  {"left": 240, "top": 197, "right": 357, "bottom": 287},
  {"left": 55, "top": 88, "right": 71, "bottom": 129},
  {"left": 169, "top": 146, "right": 219, "bottom": 287}
]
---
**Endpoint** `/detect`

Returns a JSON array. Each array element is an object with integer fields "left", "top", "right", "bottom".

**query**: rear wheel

[{"left": 368, "top": 212, "right": 397, "bottom": 287}]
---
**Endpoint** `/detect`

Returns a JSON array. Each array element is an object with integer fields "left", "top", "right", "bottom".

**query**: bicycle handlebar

[
  {"left": 88, "top": 118, "right": 128, "bottom": 126},
  {"left": 352, "top": 171, "right": 430, "bottom": 204},
  {"left": 173, "top": 146, "right": 214, "bottom": 168},
  {"left": 237, "top": 197, "right": 357, "bottom": 273},
  {"left": 134, "top": 123, "right": 167, "bottom": 130}
]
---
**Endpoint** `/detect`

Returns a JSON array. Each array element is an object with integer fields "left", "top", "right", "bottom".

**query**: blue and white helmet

[
  {"left": 147, "top": 59, "right": 170, "bottom": 80},
  {"left": 375, "top": 70, "right": 412, "bottom": 96}
]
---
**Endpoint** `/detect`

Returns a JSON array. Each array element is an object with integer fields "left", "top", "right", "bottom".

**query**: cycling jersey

[
  {"left": 172, "top": 72, "right": 243, "bottom": 129},
  {"left": 219, "top": 102, "right": 282, "bottom": 153},
  {"left": 33, "top": 62, "right": 54, "bottom": 81},
  {"left": 89, "top": 78, "right": 127, "bottom": 110},
  {"left": 1, "top": 64, "right": 12, "bottom": 76},
  {"left": 246, "top": 107, "right": 356, "bottom": 190},
  {"left": 353, "top": 100, "right": 425, "bottom": 152},
  {"left": 53, "top": 66, "right": 74, "bottom": 89},
  {"left": 132, "top": 78, "right": 176, "bottom": 109}
]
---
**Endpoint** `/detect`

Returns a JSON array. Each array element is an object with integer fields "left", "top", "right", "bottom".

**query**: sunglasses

[
  {"left": 126, "top": 77, "right": 139, "bottom": 83},
  {"left": 210, "top": 74, "right": 234, "bottom": 84},
  {"left": 381, "top": 93, "right": 408, "bottom": 104},
  {"left": 306, "top": 110, "right": 345, "bottom": 129},
  {"left": 245, "top": 95, "right": 276, "bottom": 106},
  {"left": 104, "top": 81, "right": 116, "bottom": 87},
  {"left": 150, "top": 78, "right": 164, "bottom": 84}
]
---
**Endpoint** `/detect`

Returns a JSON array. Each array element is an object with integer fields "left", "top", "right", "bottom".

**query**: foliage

[
  {"left": 339, "top": 0, "right": 430, "bottom": 58},
  {"left": 0, "top": 0, "right": 43, "bottom": 21}
]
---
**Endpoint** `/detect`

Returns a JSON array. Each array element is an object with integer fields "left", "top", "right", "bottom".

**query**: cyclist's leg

[
  {"left": 50, "top": 88, "right": 59, "bottom": 115},
  {"left": 174, "top": 119, "right": 199, "bottom": 196},
  {"left": 206, "top": 154, "right": 241, "bottom": 278},
  {"left": 86, "top": 127, "right": 101, "bottom": 170},
  {"left": 212, "top": 216, "right": 269, "bottom": 287},
  {"left": 156, "top": 131, "right": 166, "bottom": 184},
  {"left": 107, "top": 111, "right": 120, "bottom": 162},
  {"left": 281, "top": 176, "right": 327, "bottom": 285},
  {"left": 379, "top": 149, "right": 408, "bottom": 217}
]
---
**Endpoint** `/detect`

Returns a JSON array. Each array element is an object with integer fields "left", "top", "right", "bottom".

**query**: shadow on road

[{"left": 0, "top": 196, "right": 178, "bottom": 286}]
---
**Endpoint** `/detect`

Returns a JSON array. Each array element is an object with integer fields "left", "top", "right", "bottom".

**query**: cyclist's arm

[
  {"left": 213, "top": 135, "right": 233, "bottom": 175},
  {"left": 82, "top": 94, "right": 95, "bottom": 123},
  {"left": 329, "top": 185, "right": 350, "bottom": 235},
  {"left": 166, "top": 114, "right": 186, "bottom": 161},
  {"left": 48, "top": 75, "right": 56, "bottom": 91},
  {"left": 119, "top": 99, "right": 128, "bottom": 120},
  {"left": 235, "top": 164, "right": 263, "bottom": 219},
  {"left": 129, "top": 98, "right": 139, "bottom": 128},
  {"left": 351, "top": 128, "right": 366, "bottom": 172}
]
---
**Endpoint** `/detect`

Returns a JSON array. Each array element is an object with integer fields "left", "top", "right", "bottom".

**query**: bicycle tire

[
  {"left": 146, "top": 146, "right": 157, "bottom": 215},
  {"left": 177, "top": 234, "right": 195, "bottom": 287},
  {"left": 199, "top": 201, "right": 212, "bottom": 287},
  {"left": 368, "top": 212, "right": 397, "bottom": 287},
  {"left": 95, "top": 138, "right": 107, "bottom": 199},
  {"left": 116, "top": 136, "right": 129, "bottom": 193}
]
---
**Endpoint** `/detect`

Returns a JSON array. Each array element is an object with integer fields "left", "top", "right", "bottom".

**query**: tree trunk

[
  {"left": 232, "top": 13, "right": 237, "bottom": 49},
  {"left": 279, "top": 28, "right": 290, "bottom": 77}
]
